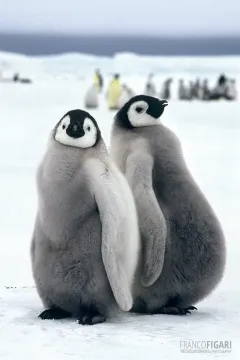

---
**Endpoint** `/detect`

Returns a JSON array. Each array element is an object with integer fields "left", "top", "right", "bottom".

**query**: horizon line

[{"left": 1, "top": 31, "right": 240, "bottom": 39}]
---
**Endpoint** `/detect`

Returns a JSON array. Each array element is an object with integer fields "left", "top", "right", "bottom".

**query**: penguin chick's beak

[
  {"left": 160, "top": 100, "right": 168, "bottom": 107},
  {"left": 66, "top": 124, "right": 85, "bottom": 139}
]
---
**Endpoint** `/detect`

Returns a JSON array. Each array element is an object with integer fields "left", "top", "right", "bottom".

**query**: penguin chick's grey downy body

[
  {"left": 110, "top": 95, "right": 226, "bottom": 315},
  {"left": 31, "top": 109, "right": 140, "bottom": 325}
]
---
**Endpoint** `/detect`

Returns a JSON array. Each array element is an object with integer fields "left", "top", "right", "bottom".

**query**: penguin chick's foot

[
  {"left": 38, "top": 308, "right": 72, "bottom": 320},
  {"left": 78, "top": 306, "right": 106, "bottom": 325},
  {"left": 152, "top": 305, "right": 197, "bottom": 316}
]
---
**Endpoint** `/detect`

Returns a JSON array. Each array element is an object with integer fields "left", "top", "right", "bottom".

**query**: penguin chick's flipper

[
  {"left": 126, "top": 151, "right": 167, "bottom": 287},
  {"left": 151, "top": 306, "right": 197, "bottom": 316},
  {"left": 38, "top": 308, "right": 72, "bottom": 320},
  {"left": 84, "top": 158, "right": 139, "bottom": 312}
]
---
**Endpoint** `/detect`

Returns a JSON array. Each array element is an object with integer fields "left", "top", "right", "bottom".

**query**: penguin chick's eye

[
  {"left": 135, "top": 106, "right": 144, "bottom": 114},
  {"left": 62, "top": 125, "right": 66, "bottom": 130},
  {"left": 87, "top": 126, "right": 91, "bottom": 131}
]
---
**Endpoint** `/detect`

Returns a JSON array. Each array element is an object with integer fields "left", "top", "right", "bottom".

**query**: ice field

[{"left": 0, "top": 51, "right": 240, "bottom": 359}]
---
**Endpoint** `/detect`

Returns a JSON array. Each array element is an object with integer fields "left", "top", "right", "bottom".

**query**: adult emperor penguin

[
  {"left": 110, "top": 95, "right": 226, "bottom": 315},
  {"left": 31, "top": 109, "right": 140, "bottom": 325}
]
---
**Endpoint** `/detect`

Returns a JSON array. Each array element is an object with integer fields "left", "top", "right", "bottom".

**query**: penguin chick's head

[
  {"left": 54, "top": 109, "right": 101, "bottom": 148},
  {"left": 115, "top": 95, "right": 168, "bottom": 129}
]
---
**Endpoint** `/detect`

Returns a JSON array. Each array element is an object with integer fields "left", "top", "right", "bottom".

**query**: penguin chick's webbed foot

[
  {"left": 78, "top": 314, "right": 106, "bottom": 325},
  {"left": 78, "top": 305, "right": 106, "bottom": 325},
  {"left": 38, "top": 308, "right": 72, "bottom": 320},
  {"left": 152, "top": 305, "right": 197, "bottom": 316}
]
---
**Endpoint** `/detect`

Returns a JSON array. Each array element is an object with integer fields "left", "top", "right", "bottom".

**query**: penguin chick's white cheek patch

[
  {"left": 127, "top": 100, "right": 161, "bottom": 127},
  {"left": 55, "top": 115, "right": 70, "bottom": 145},
  {"left": 55, "top": 117, "right": 97, "bottom": 148}
]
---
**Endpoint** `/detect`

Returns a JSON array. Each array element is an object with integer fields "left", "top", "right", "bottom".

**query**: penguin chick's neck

[
  {"left": 113, "top": 112, "right": 135, "bottom": 130},
  {"left": 41, "top": 138, "right": 107, "bottom": 181}
]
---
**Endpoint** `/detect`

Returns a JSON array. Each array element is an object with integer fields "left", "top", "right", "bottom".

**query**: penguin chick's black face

[
  {"left": 54, "top": 109, "right": 101, "bottom": 148},
  {"left": 115, "top": 95, "right": 168, "bottom": 129}
]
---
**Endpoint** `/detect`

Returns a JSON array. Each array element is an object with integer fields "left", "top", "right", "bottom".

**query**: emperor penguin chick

[
  {"left": 110, "top": 95, "right": 226, "bottom": 315},
  {"left": 31, "top": 109, "right": 140, "bottom": 325}
]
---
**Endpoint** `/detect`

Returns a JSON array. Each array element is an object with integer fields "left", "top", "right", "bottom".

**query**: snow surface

[{"left": 0, "top": 52, "right": 240, "bottom": 359}]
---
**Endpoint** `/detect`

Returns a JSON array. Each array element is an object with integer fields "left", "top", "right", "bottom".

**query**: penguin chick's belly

[
  {"left": 132, "top": 230, "right": 225, "bottom": 313},
  {"left": 35, "top": 216, "right": 116, "bottom": 316}
]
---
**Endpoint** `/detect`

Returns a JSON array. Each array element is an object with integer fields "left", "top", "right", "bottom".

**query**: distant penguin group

[
  {"left": 178, "top": 74, "right": 237, "bottom": 101},
  {"left": 31, "top": 95, "right": 226, "bottom": 325},
  {"left": 83, "top": 70, "right": 237, "bottom": 112}
]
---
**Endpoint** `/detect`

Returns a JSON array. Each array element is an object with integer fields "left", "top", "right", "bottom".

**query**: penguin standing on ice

[
  {"left": 188, "top": 81, "right": 195, "bottom": 100},
  {"left": 84, "top": 84, "right": 99, "bottom": 109},
  {"left": 107, "top": 74, "right": 122, "bottom": 110},
  {"left": 201, "top": 79, "right": 211, "bottom": 100},
  {"left": 93, "top": 68, "right": 103, "bottom": 92},
  {"left": 160, "top": 78, "right": 173, "bottom": 100},
  {"left": 211, "top": 74, "right": 228, "bottom": 100},
  {"left": 178, "top": 79, "right": 188, "bottom": 100},
  {"left": 226, "top": 79, "right": 237, "bottom": 100},
  {"left": 31, "top": 109, "right": 140, "bottom": 325},
  {"left": 118, "top": 84, "right": 135, "bottom": 108},
  {"left": 144, "top": 73, "right": 157, "bottom": 97},
  {"left": 110, "top": 95, "right": 226, "bottom": 315},
  {"left": 192, "top": 78, "right": 201, "bottom": 99}
]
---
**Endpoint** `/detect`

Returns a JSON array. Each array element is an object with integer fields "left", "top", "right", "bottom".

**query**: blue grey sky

[{"left": 0, "top": 0, "right": 240, "bottom": 36}]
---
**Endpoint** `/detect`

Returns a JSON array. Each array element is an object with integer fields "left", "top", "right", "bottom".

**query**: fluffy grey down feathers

[
  {"left": 31, "top": 100, "right": 226, "bottom": 323},
  {"left": 110, "top": 95, "right": 226, "bottom": 314},
  {"left": 31, "top": 110, "right": 140, "bottom": 324}
]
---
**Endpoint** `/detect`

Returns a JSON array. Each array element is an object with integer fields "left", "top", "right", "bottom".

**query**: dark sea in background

[{"left": 0, "top": 33, "right": 240, "bottom": 56}]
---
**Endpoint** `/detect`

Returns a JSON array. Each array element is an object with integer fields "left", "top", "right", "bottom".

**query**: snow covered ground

[{"left": 0, "top": 52, "right": 240, "bottom": 359}]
